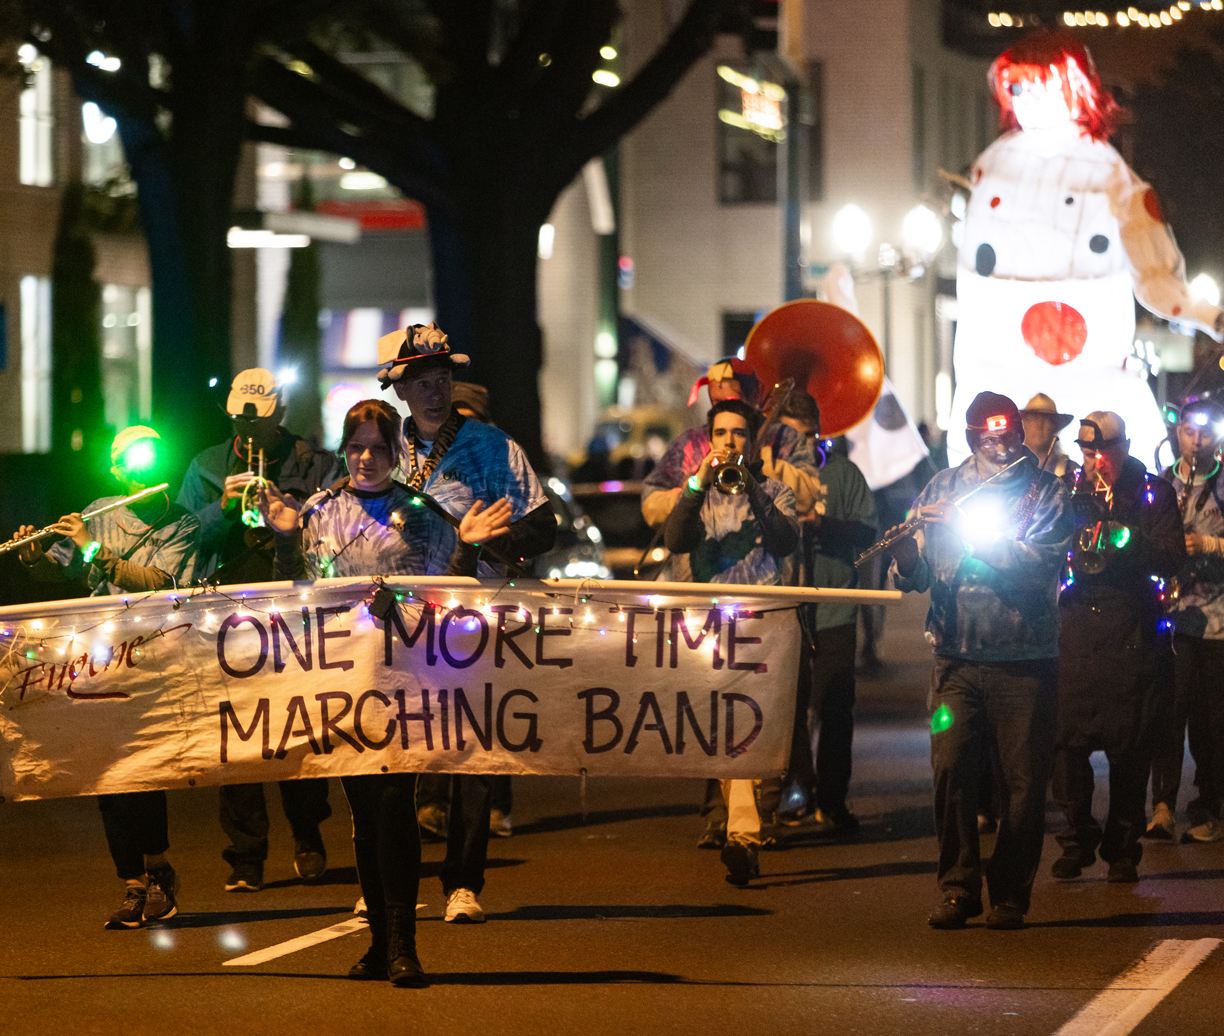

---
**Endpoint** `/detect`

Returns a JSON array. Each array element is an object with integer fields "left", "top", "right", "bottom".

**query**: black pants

[
  {"left": 219, "top": 779, "right": 331, "bottom": 866},
  {"left": 1151, "top": 634, "right": 1224, "bottom": 816},
  {"left": 928, "top": 656, "right": 1057, "bottom": 912},
  {"left": 98, "top": 791, "right": 169, "bottom": 881},
  {"left": 440, "top": 775, "right": 492, "bottom": 896},
  {"left": 341, "top": 773, "right": 421, "bottom": 920},
  {"left": 1054, "top": 598, "right": 1164, "bottom": 867}
]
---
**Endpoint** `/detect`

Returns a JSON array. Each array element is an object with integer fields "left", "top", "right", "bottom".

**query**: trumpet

[
  {"left": 0, "top": 483, "right": 171, "bottom": 557},
  {"left": 711, "top": 452, "right": 748, "bottom": 495},
  {"left": 854, "top": 455, "right": 1030, "bottom": 568},
  {"left": 239, "top": 438, "right": 266, "bottom": 528}
]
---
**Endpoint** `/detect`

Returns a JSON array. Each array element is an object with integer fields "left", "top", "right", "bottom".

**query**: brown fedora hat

[{"left": 1020, "top": 393, "right": 1074, "bottom": 432}]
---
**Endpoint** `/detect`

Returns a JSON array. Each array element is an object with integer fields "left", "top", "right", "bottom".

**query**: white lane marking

[
  {"left": 223, "top": 918, "right": 368, "bottom": 966},
  {"left": 223, "top": 903, "right": 428, "bottom": 967},
  {"left": 1054, "top": 938, "right": 1221, "bottom": 1036}
]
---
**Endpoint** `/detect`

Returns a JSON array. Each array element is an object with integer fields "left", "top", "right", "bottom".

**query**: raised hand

[
  {"left": 221, "top": 472, "right": 257, "bottom": 509},
  {"left": 259, "top": 481, "right": 302, "bottom": 535},
  {"left": 459, "top": 497, "right": 513, "bottom": 545}
]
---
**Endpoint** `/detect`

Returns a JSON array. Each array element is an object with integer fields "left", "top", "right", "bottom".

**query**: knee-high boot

[{"left": 386, "top": 905, "right": 428, "bottom": 988}]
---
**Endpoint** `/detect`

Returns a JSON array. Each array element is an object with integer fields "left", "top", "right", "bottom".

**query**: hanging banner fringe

[{"left": 0, "top": 578, "right": 899, "bottom": 802}]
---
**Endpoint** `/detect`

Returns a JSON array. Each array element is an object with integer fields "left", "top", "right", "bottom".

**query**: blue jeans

[{"left": 929, "top": 656, "right": 1057, "bottom": 912}]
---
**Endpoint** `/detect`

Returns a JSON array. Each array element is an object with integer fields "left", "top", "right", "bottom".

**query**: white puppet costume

[{"left": 948, "top": 30, "right": 1222, "bottom": 467}]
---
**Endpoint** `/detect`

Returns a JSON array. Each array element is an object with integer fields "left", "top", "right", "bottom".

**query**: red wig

[{"left": 989, "top": 30, "right": 1119, "bottom": 141}]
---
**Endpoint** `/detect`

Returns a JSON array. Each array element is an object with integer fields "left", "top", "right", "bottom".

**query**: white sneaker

[
  {"left": 489, "top": 809, "right": 513, "bottom": 838},
  {"left": 1183, "top": 817, "right": 1224, "bottom": 843},
  {"left": 354, "top": 896, "right": 367, "bottom": 917},
  {"left": 1145, "top": 802, "right": 1175, "bottom": 840},
  {"left": 444, "top": 888, "right": 485, "bottom": 924}
]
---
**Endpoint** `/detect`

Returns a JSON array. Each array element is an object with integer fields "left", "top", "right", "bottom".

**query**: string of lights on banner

[{"left": 0, "top": 576, "right": 899, "bottom": 694}]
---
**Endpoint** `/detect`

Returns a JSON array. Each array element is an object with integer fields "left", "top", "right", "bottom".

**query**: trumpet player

[
  {"left": 888, "top": 392, "right": 1071, "bottom": 931},
  {"left": 10, "top": 425, "right": 200, "bottom": 930},
  {"left": 1148, "top": 396, "right": 1224, "bottom": 843},
  {"left": 664, "top": 398, "right": 800, "bottom": 885},
  {"left": 177, "top": 368, "right": 338, "bottom": 894},
  {"left": 1051, "top": 412, "right": 1184, "bottom": 885}
]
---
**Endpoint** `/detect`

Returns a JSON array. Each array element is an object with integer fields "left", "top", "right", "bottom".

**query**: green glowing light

[
  {"left": 121, "top": 440, "right": 156, "bottom": 472},
  {"left": 1109, "top": 525, "right": 1131, "bottom": 549},
  {"left": 394, "top": 593, "right": 404, "bottom": 601},
  {"left": 931, "top": 703, "right": 954, "bottom": 735}
]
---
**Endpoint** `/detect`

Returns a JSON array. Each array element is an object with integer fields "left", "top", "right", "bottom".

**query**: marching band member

[
  {"left": 1051, "top": 413, "right": 1184, "bottom": 884},
  {"left": 376, "top": 323, "right": 555, "bottom": 923},
  {"left": 1020, "top": 393, "right": 1078, "bottom": 488},
  {"left": 664, "top": 398, "right": 799, "bottom": 885},
  {"left": 641, "top": 357, "right": 816, "bottom": 533},
  {"left": 262, "top": 398, "right": 511, "bottom": 988},
  {"left": 888, "top": 392, "right": 1071, "bottom": 931},
  {"left": 12, "top": 426, "right": 200, "bottom": 930},
  {"left": 1148, "top": 397, "right": 1224, "bottom": 843},
  {"left": 177, "top": 368, "right": 338, "bottom": 893}
]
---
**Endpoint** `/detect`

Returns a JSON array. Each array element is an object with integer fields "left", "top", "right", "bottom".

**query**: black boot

[
  {"left": 385, "top": 906, "right": 428, "bottom": 988},
  {"left": 348, "top": 913, "right": 387, "bottom": 980}
]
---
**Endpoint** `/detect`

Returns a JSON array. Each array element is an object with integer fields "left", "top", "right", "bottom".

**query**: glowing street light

[
  {"left": 831, "top": 204, "right": 872, "bottom": 259},
  {"left": 1190, "top": 273, "right": 1220, "bottom": 307},
  {"left": 903, "top": 204, "right": 943, "bottom": 258}
]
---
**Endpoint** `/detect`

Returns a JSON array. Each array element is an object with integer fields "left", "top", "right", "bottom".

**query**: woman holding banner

[{"left": 261, "top": 398, "right": 511, "bottom": 988}]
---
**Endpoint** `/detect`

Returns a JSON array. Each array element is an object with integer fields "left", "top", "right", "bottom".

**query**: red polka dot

[
  {"left": 990, "top": 197, "right": 1001, "bottom": 208},
  {"left": 1021, "top": 301, "right": 1088, "bottom": 366},
  {"left": 1144, "top": 188, "right": 1164, "bottom": 223},
  {"left": 1173, "top": 306, "right": 1182, "bottom": 316}
]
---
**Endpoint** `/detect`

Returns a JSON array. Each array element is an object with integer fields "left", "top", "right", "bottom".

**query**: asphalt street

[{"left": 2, "top": 593, "right": 1221, "bottom": 1036}]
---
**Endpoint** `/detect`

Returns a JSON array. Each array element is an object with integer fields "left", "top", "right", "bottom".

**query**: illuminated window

[
  {"left": 18, "top": 48, "right": 54, "bottom": 187},
  {"left": 20, "top": 276, "right": 51, "bottom": 453},
  {"left": 100, "top": 284, "right": 152, "bottom": 430},
  {"left": 82, "top": 102, "right": 127, "bottom": 185}
]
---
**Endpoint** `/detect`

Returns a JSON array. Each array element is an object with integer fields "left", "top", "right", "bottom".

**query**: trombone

[
  {"left": 239, "top": 438, "right": 267, "bottom": 528},
  {"left": 0, "top": 483, "right": 170, "bottom": 556}
]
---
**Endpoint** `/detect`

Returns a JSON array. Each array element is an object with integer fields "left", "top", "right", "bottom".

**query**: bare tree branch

[{"left": 549, "top": 0, "right": 734, "bottom": 193}]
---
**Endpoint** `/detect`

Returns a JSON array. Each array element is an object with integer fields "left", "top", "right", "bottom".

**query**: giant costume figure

[{"left": 948, "top": 31, "right": 1223, "bottom": 467}]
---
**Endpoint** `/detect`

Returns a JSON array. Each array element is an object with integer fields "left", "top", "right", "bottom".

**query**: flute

[{"left": 0, "top": 483, "right": 171, "bottom": 556}]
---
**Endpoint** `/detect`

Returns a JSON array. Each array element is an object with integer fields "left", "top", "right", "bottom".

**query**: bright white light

[
  {"left": 149, "top": 930, "right": 175, "bottom": 949},
  {"left": 277, "top": 366, "right": 298, "bottom": 386},
  {"left": 958, "top": 498, "right": 1005, "bottom": 547},
  {"left": 338, "top": 157, "right": 356, "bottom": 170},
  {"left": 1190, "top": 273, "right": 1220, "bottom": 307},
  {"left": 903, "top": 204, "right": 943, "bottom": 257},
  {"left": 592, "top": 70, "right": 620, "bottom": 87},
  {"left": 82, "top": 102, "right": 117, "bottom": 145},
  {"left": 831, "top": 204, "right": 872, "bottom": 258},
  {"left": 1011, "top": 77, "right": 1073, "bottom": 131},
  {"left": 86, "top": 50, "right": 121, "bottom": 72},
  {"left": 595, "top": 330, "right": 617, "bottom": 358},
  {"left": 538, "top": 222, "right": 555, "bottom": 259},
  {"left": 17, "top": 44, "right": 38, "bottom": 67},
  {"left": 227, "top": 227, "right": 310, "bottom": 248},
  {"left": 600, "top": 45, "right": 617, "bottom": 60},
  {"left": 218, "top": 929, "right": 245, "bottom": 951},
  {"left": 339, "top": 171, "right": 386, "bottom": 191},
  {"left": 209, "top": 377, "right": 218, "bottom": 388},
  {"left": 1117, "top": 12, "right": 1130, "bottom": 25}
]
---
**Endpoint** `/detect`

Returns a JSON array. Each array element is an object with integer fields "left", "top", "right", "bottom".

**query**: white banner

[{"left": 0, "top": 578, "right": 899, "bottom": 802}]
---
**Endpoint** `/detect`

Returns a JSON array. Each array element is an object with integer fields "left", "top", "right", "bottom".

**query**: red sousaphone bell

[{"left": 745, "top": 300, "right": 885, "bottom": 436}]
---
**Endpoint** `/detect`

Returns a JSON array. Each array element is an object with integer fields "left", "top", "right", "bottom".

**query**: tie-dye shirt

[
  {"left": 399, "top": 416, "right": 548, "bottom": 577},
  {"left": 293, "top": 483, "right": 438, "bottom": 579},
  {"left": 688, "top": 477, "right": 798, "bottom": 585}
]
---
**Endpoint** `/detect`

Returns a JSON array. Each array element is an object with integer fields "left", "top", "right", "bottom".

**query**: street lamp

[
  {"left": 831, "top": 204, "right": 872, "bottom": 259},
  {"left": 1190, "top": 272, "right": 1220, "bottom": 307},
  {"left": 902, "top": 204, "right": 943, "bottom": 260}
]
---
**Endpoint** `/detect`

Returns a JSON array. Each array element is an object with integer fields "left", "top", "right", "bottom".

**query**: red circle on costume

[
  {"left": 1021, "top": 302, "right": 1088, "bottom": 365},
  {"left": 1144, "top": 188, "right": 1163, "bottom": 223},
  {"left": 990, "top": 197, "right": 1001, "bottom": 208}
]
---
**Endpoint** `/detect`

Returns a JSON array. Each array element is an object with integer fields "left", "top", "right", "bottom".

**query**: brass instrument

[
  {"left": 711, "top": 377, "right": 797, "bottom": 496},
  {"left": 239, "top": 438, "right": 267, "bottom": 528},
  {"left": 634, "top": 302, "right": 884, "bottom": 579},
  {"left": 1069, "top": 469, "right": 1129, "bottom": 576},
  {"left": 854, "top": 455, "right": 1029, "bottom": 568},
  {"left": 0, "top": 483, "right": 171, "bottom": 556}
]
